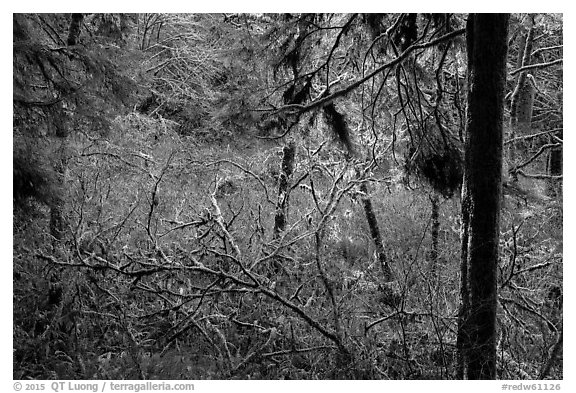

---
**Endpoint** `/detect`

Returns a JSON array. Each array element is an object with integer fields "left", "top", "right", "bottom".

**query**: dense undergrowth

[
  {"left": 13, "top": 13, "right": 562, "bottom": 380},
  {"left": 13, "top": 112, "right": 562, "bottom": 379}
]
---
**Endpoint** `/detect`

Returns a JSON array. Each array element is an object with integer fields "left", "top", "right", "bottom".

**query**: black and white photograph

[{"left": 12, "top": 10, "right": 563, "bottom": 383}]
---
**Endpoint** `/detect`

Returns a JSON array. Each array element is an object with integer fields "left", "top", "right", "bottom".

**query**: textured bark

[
  {"left": 273, "top": 141, "right": 296, "bottom": 238},
  {"left": 67, "top": 13, "right": 84, "bottom": 46},
  {"left": 456, "top": 14, "right": 509, "bottom": 380}
]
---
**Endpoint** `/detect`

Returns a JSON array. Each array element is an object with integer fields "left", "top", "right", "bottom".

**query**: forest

[{"left": 13, "top": 13, "right": 563, "bottom": 380}]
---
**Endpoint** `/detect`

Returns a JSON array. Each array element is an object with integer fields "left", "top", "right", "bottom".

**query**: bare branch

[
  {"left": 262, "top": 345, "right": 338, "bottom": 358},
  {"left": 510, "top": 58, "right": 563, "bottom": 76},
  {"left": 531, "top": 44, "right": 563, "bottom": 57},
  {"left": 510, "top": 143, "right": 561, "bottom": 173},
  {"left": 504, "top": 128, "right": 563, "bottom": 145},
  {"left": 204, "top": 159, "right": 273, "bottom": 204},
  {"left": 516, "top": 170, "right": 562, "bottom": 180}
]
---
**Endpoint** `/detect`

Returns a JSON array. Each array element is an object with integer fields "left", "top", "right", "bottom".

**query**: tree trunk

[
  {"left": 456, "top": 13, "right": 509, "bottom": 380},
  {"left": 360, "top": 181, "right": 392, "bottom": 281},
  {"left": 49, "top": 105, "right": 70, "bottom": 242},
  {"left": 508, "top": 15, "right": 535, "bottom": 182},
  {"left": 273, "top": 140, "right": 296, "bottom": 238},
  {"left": 49, "top": 195, "right": 65, "bottom": 241},
  {"left": 324, "top": 102, "right": 392, "bottom": 282},
  {"left": 67, "top": 13, "right": 84, "bottom": 46},
  {"left": 547, "top": 131, "right": 562, "bottom": 197},
  {"left": 50, "top": 140, "right": 69, "bottom": 242},
  {"left": 515, "top": 16, "right": 536, "bottom": 134},
  {"left": 429, "top": 194, "right": 440, "bottom": 279}
]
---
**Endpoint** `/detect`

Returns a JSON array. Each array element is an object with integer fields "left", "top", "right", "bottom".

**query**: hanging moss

[
  {"left": 404, "top": 130, "right": 463, "bottom": 198},
  {"left": 394, "top": 13, "right": 418, "bottom": 52},
  {"left": 363, "top": 14, "right": 385, "bottom": 40},
  {"left": 283, "top": 75, "right": 313, "bottom": 105},
  {"left": 292, "top": 76, "right": 313, "bottom": 105},
  {"left": 323, "top": 102, "right": 354, "bottom": 155}
]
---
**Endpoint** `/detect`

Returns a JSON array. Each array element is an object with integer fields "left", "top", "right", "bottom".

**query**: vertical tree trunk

[
  {"left": 324, "top": 103, "right": 392, "bottom": 282},
  {"left": 508, "top": 15, "right": 535, "bottom": 182},
  {"left": 49, "top": 195, "right": 65, "bottom": 241},
  {"left": 67, "top": 13, "right": 84, "bottom": 46},
  {"left": 457, "top": 13, "right": 509, "bottom": 380},
  {"left": 50, "top": 137, "right": 69, "bottom": 242},
  {"left": 273, "top": 140, "right": 296, "bottom": 238},
  {"left": 50, "top": 107, "right": 70, "bottom": 243},
  {"left": 547, "top": 131, "right": 562, "bottom": 197}
]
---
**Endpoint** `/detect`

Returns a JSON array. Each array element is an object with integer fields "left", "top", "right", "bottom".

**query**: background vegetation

[{"left": 13, "top": 13, "right": 562, "bottom": 379}]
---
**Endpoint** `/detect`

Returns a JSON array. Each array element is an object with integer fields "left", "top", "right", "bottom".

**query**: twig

[
  {"left": 515, "top": 260, "right": 558, "bottom": 276},
  {"left": 232, "top": 328, "right": 278, "bottom": 373},
  {"left": 516, "top": 170, "right": 563, "bottom": 181},
  {"left": 504, "top": 128, "right": 563, "bottom": 145},
  {"left": 262, "top": 345, "right": 338, "bottom": 358},
  {"left": 510, "top": 58, "right": 563, "bottom": 76},
  {"left": 510, "top": 143, "right": 561, "bottom": 173},
  {"left": 205, "top": 158, "right": 274, "bottom": 204},
  {"left": 531, "top": 44, "right": 562, "bottom": 57},
  {"left": 365, "top": 311, "right": 403, "bottom": 333}
]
